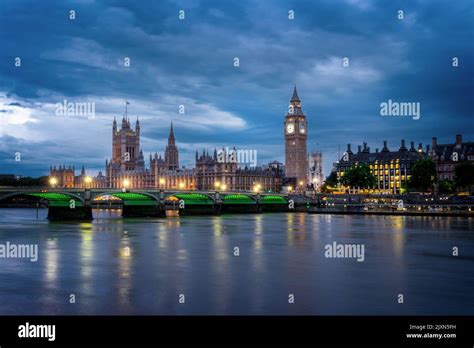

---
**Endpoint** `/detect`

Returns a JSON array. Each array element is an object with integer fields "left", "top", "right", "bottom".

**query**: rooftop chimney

[
  {"left": 418, "top": 143, "right": 423, "bottom": 153},
  {"left": 358, "top": 145, "right": 362, "bottom": 153},
  {"left": 410, "top": 141, "right": 416, "bottom": 152},
  {"left": 400, "top": 139, "right": 407, "bottom": 151},
  {"left": 432, "top": 137, "right": 437, "bottom": 149},
  {"left": 456, "top": 134, "right": 462, "bottom": 148},
  {"left": 382, "top": 140, "right": 389, "bottom": 152},
  {"left": 347, "top": 144, "right": 353, "bottom": 154}
]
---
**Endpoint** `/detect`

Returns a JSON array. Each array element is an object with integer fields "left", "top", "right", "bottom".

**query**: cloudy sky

[{"left": 0, "top": 0, "right": 472, "bottom": 177}]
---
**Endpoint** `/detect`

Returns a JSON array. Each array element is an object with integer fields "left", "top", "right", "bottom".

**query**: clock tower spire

[{"left": 284, "top": 85, "right": 308, "bottom": 190}]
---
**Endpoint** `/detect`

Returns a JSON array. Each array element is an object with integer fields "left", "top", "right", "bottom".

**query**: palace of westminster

[
  {"left": 50, "top": 87, "right": 322, "bottom": 192},
  {"left": 50, "top": 86, "right": 472, "bottom": 194}
]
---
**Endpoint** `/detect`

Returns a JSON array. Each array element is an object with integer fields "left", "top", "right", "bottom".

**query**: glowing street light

[
  {"left": 123, "top": 178, "right": 130, "bottom": 189},
  {"left": 84, "top": 176, "right": 92, "bottom": 187},
  {"left": 159, "top": 178, "right": 165, "bottom": 186},
  {"left": 179, "top": 182, "right": 185, "bottom": 189},
  {"left": 288, "top": 185, "right": 293, "bottom": 193},
  {"left": 49, "top": 177, "right": 58, "bottom": 187},
  {"left": 221, "top": 184, "right": 227, "bottom": 191},
  {"left": 214, "top": 181, "right": 221, "bottom": 190},
  {"left": 253, "top": 183, "right": 261, "bottom": 193}
]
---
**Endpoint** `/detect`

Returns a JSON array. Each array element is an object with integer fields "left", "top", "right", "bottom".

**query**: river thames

[{"left": 0, "top": 208, "right": 473, "bottom": 315}]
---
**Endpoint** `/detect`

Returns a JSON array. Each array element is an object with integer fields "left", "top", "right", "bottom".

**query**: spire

[
  {"left": 168, "top": 122, "right": 175, "bottom": 145},
  {"left": 290, "top": 84, "right": 300, "bottom": 102},
  {"left": 122, "top": 113, "right": 127, "bottom": 128}
]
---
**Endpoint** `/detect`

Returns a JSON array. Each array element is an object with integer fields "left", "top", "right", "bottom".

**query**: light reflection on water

[{"left": 0, "top": 208, "right": 473, "bottom": 315}]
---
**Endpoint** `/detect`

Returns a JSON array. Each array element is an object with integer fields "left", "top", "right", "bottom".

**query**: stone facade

[
  {"left": 195, "top": 150, "right": 283, "bottom": 192},
  {"left": 309, "top": 151, "right": 324, "bottom": 192},
  {"left": 429, "top": 134, "right": 474, "bottom": 181}
]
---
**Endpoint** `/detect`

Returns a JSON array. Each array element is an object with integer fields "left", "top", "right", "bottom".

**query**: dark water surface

[{"left": 0, "top": 208, "right": 473, "bottom": 315}]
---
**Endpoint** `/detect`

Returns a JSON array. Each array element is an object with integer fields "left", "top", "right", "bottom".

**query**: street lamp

[
  {"left": 122, "top": 178, "right": 130, "bottom": 190},
  {"left": 214, "top": 181, "right": 221, "bottom": 190},
  {"left": 253, "top": 183, "right": 261, "bottom": 193},
  {"left": 159, "top": 178, "right": 165, "bottom": 186},
  {"left": 179, "top": 182, "right": 185, "bottom": 189},
  {"left": 84, "top": 176, "right": 92, "bottom": 188},
  {"left": 221, "top": 184, "right": 227, "bottom": 191},
  {"left": 49, "top": 177, "right": 58, "bottom": 187}
]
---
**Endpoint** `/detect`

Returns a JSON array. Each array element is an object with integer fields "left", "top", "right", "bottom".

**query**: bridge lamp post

[
  {"left": 159, "top": 178, "right": 165, "bottom": 188},
  {"left": 253, "top": 183, "right": 261, "bottom": 193},
  {"left": 179, "top": 182, "right": 185, "bottom": 190},
  {"left": 49, "top": 177, "right": 58, "bottom": 188},
  {"left": 122, "top": 179, "right": 130, "bottom": 192},
  {"left": 214, "top": 181, "right": 221, "bottom": 190},
  {"left": 84, "top": 176, "right": 92, "bottom": 188}
]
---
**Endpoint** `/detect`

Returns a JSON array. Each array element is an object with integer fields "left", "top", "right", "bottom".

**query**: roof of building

[{"left": 290, "top": 85, "right": 300, "bottom": 102}]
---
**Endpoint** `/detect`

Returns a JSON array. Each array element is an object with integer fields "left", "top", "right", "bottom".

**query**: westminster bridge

[
  {"left": 0, "top": 188, "right": 315, "bottom": 220},
  {"left": 1, "top": 188, "right": 472, "bottom": 220}
]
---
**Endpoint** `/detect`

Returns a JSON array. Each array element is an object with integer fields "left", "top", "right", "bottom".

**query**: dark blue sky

[{"left": 0, "top": 0, "right": 473, "bottom": 177}]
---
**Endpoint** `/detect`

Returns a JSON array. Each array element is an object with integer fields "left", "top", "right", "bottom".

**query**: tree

[
  {"left": 0, "top": 175, "right": 49, "bottom": 187},
  {"left": 409, "top": 158, "right": 436, "bottom": 192},
  {"left": 324, "top": 171, "right": 339, "bottom": 187},
  {"left": 340, "top": 164, "right": 376, "bottom": 192},
  {"left": 438, "top": 179, "right": 455, "bottom": 194},
  {"left": 400, "top": 182, "right": 409, "bottom": 194},
  {"left": 454, "top": 161, "right": 474, "bottom": 193},
  {"left": 321, "top": 171, "right": 339, "bottom": 193}
]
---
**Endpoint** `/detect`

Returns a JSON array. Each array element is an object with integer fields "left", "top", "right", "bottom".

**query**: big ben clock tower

[{"left": 284, "top": 85, "right": 308, "bottom": 189}]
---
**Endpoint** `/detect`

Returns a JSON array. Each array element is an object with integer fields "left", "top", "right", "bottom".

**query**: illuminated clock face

[
  {"left": 287, "top": 123, "right": 295, "bottom": 134},
  {"left": 299, "top": 123, "right": 305, "bottom": 134}
]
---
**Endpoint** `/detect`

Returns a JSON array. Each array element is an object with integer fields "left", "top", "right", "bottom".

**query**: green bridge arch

[
  {"left": 0, "top": 192, "right": 85, "bottom": 207},
  {"left": 92, "top": 192, "right": 159, "bottom": 206}
]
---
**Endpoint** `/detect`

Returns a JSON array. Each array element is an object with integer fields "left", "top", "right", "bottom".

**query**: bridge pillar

[
  {"left": 213, "top": 192, "right": 222, "bottom": 215},
  {"left": 255, "top": 193, "right": 262, "bottom": 213}
]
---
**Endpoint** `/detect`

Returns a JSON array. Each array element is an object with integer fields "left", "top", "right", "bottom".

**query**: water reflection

[
  {"left": 44, "top": 239, "right": 59, "bottom": 284},
  {"left": 0, "top": 208, "right": 472, "bottom": 315},
  {"left": 117, "top": 236, "right": 132, "bottom": 312},
  {"left": 80, "top": 224, "right": 94, "bottom": 290}
]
